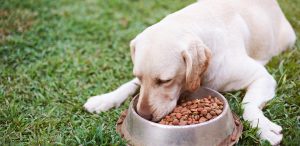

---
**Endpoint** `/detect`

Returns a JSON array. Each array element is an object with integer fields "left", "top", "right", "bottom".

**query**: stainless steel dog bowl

[{"left": 116, "top": 87, "right": 242, "bottom": 146}]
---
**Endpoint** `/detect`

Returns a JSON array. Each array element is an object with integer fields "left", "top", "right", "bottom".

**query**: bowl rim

[{"left": 129, "top": 87, "right": 230, "bottom": 129}]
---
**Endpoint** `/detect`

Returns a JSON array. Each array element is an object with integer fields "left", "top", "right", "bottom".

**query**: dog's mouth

[
  {"left": 151, "top": 116, "right": 163, "bottom": 122},
  {"left": 137, "top": 109, "right": 170, "bottom": 122},
  {"left": 138, "top": 111, "right": 165, "bottom": 122},
  {"left": 150, "top": 109, "right": 175, "bottom": 122}
]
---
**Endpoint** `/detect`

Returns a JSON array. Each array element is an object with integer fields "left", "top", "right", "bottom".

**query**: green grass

[{"left": 0, "top": 0, "right": 299, "bottom": 145}]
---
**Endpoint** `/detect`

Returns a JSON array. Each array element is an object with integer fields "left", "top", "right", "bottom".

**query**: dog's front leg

[
  {"left": 84, "top": 78, "right": 140, "bottom": 113},
  {"left": 242, "top": 65, "right": 282, "bottom": 145}
]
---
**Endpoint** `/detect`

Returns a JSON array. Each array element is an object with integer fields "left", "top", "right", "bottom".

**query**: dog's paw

[
  {"left": 84, "top": 93, "right": 117, "bottom": 113},
  {"left": 259, "top": 128, "right": 282, "bottom": 146},
  {"left": 255, "top": 117, "right": 283, "bottom": 145},
  {"left": 243, "top": 106, "right": 283, "bottom": 145}
]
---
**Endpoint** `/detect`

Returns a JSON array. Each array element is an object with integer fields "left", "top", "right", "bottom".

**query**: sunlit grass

[{"left": 0, "top": 0, "right": 299, "bottom": 145}]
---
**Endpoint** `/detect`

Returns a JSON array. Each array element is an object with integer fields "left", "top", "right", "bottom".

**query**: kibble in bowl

[
  {"left": 158, "top": 96, "right": 224, "bottom": 126},
  {"left": 117, "top": 87, "right": 243, "bottom": 146}
]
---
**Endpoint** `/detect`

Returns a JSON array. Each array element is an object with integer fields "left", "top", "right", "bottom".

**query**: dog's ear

[
  {"left": 182, "top": 40, "right": 211, "bottom": 92},
  {"left": 130, "top": 38, "right": 136, "bottom": 64}
]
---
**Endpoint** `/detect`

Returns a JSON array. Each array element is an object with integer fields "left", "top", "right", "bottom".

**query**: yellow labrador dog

[{"left": 84, "top": 0, "right": 296, "bottom": 145}]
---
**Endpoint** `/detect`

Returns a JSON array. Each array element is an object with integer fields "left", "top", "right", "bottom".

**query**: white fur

[
  {"left": 84, "top": 0, "right": 296, "bottom": 145},
  {"left": 84, "top": 78, "right": 140, "bottom": 113}
]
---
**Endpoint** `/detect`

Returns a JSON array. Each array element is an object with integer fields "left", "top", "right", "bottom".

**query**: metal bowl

[{"left": 116, "top": 87, "right": 242, "bottom": 146}]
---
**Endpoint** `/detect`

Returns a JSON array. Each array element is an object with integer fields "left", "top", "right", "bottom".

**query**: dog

[{"left": 84, "top": 0, "right": 296, "bottom": 145}]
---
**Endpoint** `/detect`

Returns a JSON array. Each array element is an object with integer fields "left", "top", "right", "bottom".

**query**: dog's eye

[{"left": 156, "top": 78, "right": 172, "bottom": 85}]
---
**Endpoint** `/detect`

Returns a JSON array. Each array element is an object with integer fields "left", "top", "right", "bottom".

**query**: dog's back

[
  {"left": 163, "top": 0, "right": 296, "bottom": 64},
  {"left": 233, "top": 0, "right": 296, "bottom": 63}
]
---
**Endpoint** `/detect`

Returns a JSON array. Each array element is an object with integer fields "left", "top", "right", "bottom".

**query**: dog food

[{"left": 158, "top": 96, "right": 224, "bottom": 126}]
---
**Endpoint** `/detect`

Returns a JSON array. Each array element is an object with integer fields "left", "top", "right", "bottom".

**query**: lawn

[{"left": 0, "top": 0, "right": 299, "bottom": 145}]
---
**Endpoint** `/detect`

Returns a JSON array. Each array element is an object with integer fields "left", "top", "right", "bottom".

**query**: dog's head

[{"left": 131, "top": 32, "right": 211, "bottom": 121}]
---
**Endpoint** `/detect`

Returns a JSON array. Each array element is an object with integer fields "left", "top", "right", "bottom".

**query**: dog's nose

[
  {"left": 137, "top": 110, "right": 153, "bottom": 120},
  {"left": 137, "top": 106, "right": 152, "bottom": 120},
  {"left": 137, "top": 94, "right": 153, "bottom": 120}
]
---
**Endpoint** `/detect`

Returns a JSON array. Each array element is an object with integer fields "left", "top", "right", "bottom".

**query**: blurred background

[{"left": 0, "top": 0, "right": 299, "bottom": 145}]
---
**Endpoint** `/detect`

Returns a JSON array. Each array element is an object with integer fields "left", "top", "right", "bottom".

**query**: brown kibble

[
  {"left": 193, "top": 120, "right": 199, "bottom": 124},
  {"left": 210, "top": 111, "right": 216, "bottom": 116},
  {"left": 205, "top": 107, "right": 212, "bottom": 112},
  {"left": 216, "top": 109, "right": 222, "bottom": 115},
  {"left": 159, "top": 120, "right": 166, "bottom": 125},
  {"left": 166, "top": 117, "right": 173, "bottom": 122},
  {"left": 192, "top": 111, "right": 199, "bottom": 115},
  {"left": 212, "top": 103, "right": 218, "bottom": 108},
  {"left": 191, "top": 108, "right": 197, "bottom": 112},
  {"left": 192, "top": 100, "right": 197, "bottom": 104},
  {"left": 181, "top": 107, "right": 188, "bottom": 112},
  {"left": 179, "top": 120, "right": 187, "bottom": 126},
  {"left": 172, "top": 119, "right": 179, "bottom": 125},
  {"left": 176, "top": 113, "right": 182, "bottom": 119},
  {"left": 190, "top": 104, "right": 197, "bottom": 109},
  {"left": 197, "top": 103, "right": 204, "bottom": 108},
  {"left": 217, "top": 100, "right": 224, "bottom": 106},
  {"left": 201, "top": 109, "right": 208, "bottom": 115},
  {"left": 206, "top": 113, "right": 212, "bottom": 119},
  {"left": 158, "top": 96, "right": 224, "bottom": 126},
  {"left": 197, "top": 107, "right": 204, "bottom": 112},
  {"left": 173, "top": 107, "right": 181, "bottom": 113},
  {"left": 199, "top": 117, "right": 207, "bottom": 123},
  {"left": 180, "top": 116, "right": 185, "bottom": 120},
  {"left": 204, "top": 103, "right": 210, "bottom": 107},
  {"left": 187, "top": 109, "right": 192, "bottom": 114}
]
